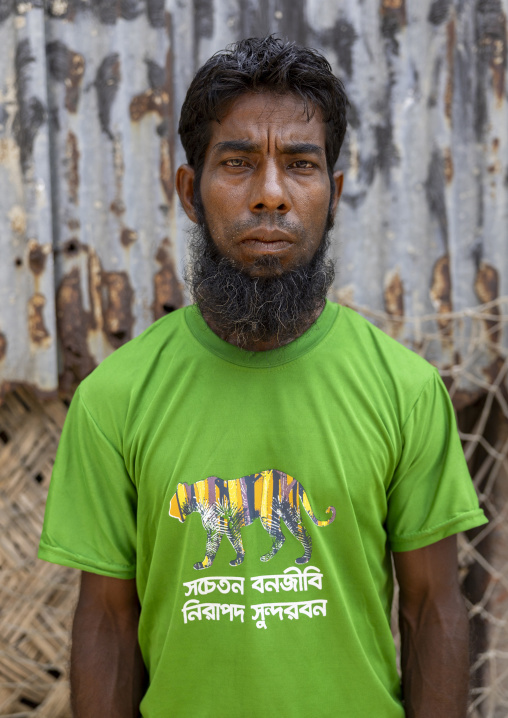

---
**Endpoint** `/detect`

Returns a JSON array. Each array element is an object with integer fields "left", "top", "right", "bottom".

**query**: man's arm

[
  {"left": 393, "top": 535, "right": 469, "bottom": 718},
  {"left": 71, "top": 572, "right": 146, "bottom": 718}
]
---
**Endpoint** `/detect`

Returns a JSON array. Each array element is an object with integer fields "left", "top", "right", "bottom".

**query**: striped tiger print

[{"left": 169, "top": 469, "right": 336, "bottom": 570}]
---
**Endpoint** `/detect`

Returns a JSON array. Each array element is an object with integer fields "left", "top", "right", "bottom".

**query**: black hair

[{"left": 178, "top": 36, "right": 349, "bottom": 182}]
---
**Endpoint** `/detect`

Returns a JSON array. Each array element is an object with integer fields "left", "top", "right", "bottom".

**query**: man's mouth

[
  {"left": 239, "top": 229, "right": 294, "bottom": 253},
  {"left": 241, "top": 238, "right": 293, "bottom": 252}
]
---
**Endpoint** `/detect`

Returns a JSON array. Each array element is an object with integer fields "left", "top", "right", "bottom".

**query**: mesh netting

[
  {"left": 1, "top": 298, "right": 508, "bottom": 716},
  {"left": 342, "top": 296, "right": 508, "bottom": 717}
]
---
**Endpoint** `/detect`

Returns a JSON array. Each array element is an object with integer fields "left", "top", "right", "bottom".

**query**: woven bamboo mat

[{"left": 0, "top": 388, "right": 76, "bottom": 717}]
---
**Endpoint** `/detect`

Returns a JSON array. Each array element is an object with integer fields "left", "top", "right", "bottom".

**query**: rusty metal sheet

[
  {"left": 0, "top": 6, "right": 58, "bottom": 397},
  {"left": 0, "top": 0, "right": 507, "bottom": 402}
]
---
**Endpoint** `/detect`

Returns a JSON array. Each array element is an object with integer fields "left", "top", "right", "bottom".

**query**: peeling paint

[
  {"left": 477, "top": 1, "right": 507, "bottom": 103},
  {"left": 146, "top": 58, "right": 165, "bottom": 90},
  {"left": 445, "top": 17, "right": 455, "bottom": 121},
  {"left": 111, "top": 134, "right": 125, "bottom": 217},
  {"left": 159, "top": 137, "right": 173, "bottom": 203},
  {"left": 318, "top": 18, "right": 358, "bottom": 79},
  {"left": 430, "top": 255, "right": 453, "bottom": 335},
  {"left": 152, "top": 238, "right": 184, "bottom": 321},
  {"left": 46, "top": 40, "right": 85, "bottom": 113},
  {"left": 66, "top": 0, "right": 146, "bottom": 25},
  {"left": 334, "top": 19, "right": 357, "bottom": 78},
  {"left": 194, "top": 0, "right": 214, "bottom": 40},
  {"left": 0, "top": 103, "right": 7, "bottom": 128},
  {"left": 380, "top": 0, "right": 406, "bottom": 54},
  {"left": 428, "top": 56, "right": 442, "bottom": 109},
  {"left": 94, "top": 0, "right": 144, "bottom": 24},
  {"left": 110, "top": 199, "right": 126, "bottom": 216},
  {"left": 0, "top": 137, "right": 20, "bottom": 169},
  {"left": 381, "top": 0, "right": 405, "bottom": 8},
  {"left": 56, "top": 250, "right": 131, "bottom": 368},
  {"left": 130, "top": 46, "right": 174, "bottom": 202},
  {"left": 160, "top": 43, "right": 174, "bottom": 202},
  {"left": 147, "top": 0, "right": 165, "bottom": 28},
  {"left": 346, "top": 101, "right": 360, "bottom": 130},
  {"left": 443, "top": 147, "right": 454, "bottom": 183},
  {"left": 271, "top": 0, "right": 307, "bottom": 45},
  {"left": 374, "top": 117, "right": 399, "bottom": 178},
  {"left": 475, "top": 261, "right": 501, "bottom": 344},
  {"left": 65, "top": 130, "right": 80, "bottom": 204},
  {"left": 475, "top": 261, "right": 499, "bottom": 304},
  {"left": 130, "top": 86, "right": 169, "bottom": 122},
  {"left": 475, "top": 0, "right": 508, "bottom": 138},
  {"left": 341, "top": 191, "right": 367, "bottom": 209},
  {"left": 120, "top": 227, "right": 138, "bottom": 247},
  {"left": 87, "top": 246, "right": 104, "bottom": 333},
  {"left": 425, "top": 150, "right": 448, "bottom": 244},
  {"left": 0, "top": 333, "right": 7, "bottom": 361},
  {"left": 101, "top": 271, "right": 134, "bottom": 348},
  {"left": 8, "top": 205, "right": 26, "bottom": 234},
  {"left": 28, "top": 293, "right": 51, "bottom": 346},
  {"left": 0, "top": 1, "right": 13, "bottom": 23},
  {"left": 93, "top": 53, "right": 121, "bottom": 140},
  {"left": 342, "top": 26, "right": 361, "bottom": 78},
  {"left": 46, "top": 0, "right": 165, "bottom": 26},
  {"left": 13, "top": 38, "right": 46, "bottom": 173},
  {"left": 383, "top": 268, "right": 404, "bottom": 337},
  {"left": 28, "top": 240, "right": 49, "bottom": 275},
  {"left": 56, "top": 266, "right": 96, "bottom": 395},
  {"left": 47, "top": 0, "right": 74, "bottom": 21},
  {"left": 428, "top": 0, "right": 452, "bottom": 25}
]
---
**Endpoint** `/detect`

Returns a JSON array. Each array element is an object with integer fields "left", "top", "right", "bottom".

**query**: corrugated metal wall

[{"left": 0, "top": 0, "right": 507, "bottom": 400}]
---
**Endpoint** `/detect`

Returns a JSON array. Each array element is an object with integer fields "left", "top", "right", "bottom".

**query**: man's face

[
  {"left": 176, "top": 90, "right": 343, "bottom": 348},
  {"left": 179, "top": 91, "right": 343, "bottom": 276}
]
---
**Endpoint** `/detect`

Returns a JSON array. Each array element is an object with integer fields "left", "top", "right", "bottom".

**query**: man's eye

[
  {"left": 224, "top": 158, "right": 247, "bottom": 167},
  {"left": 290, "top": 160, "right": 315, "bottom": 169}
]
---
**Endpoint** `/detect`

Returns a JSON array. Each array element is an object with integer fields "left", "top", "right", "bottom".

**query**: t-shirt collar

[{"left": 185, "top": 299, "right": 339, "bottom": 368}]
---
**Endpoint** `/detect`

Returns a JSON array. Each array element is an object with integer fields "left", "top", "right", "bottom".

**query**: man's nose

[{"left": 249, "top": 161, "right": 291, "bottom": 214}]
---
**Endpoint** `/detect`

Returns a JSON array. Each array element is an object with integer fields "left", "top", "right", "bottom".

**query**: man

[{"left": 39, "top": 36, "right": 487, "bottom": 717}]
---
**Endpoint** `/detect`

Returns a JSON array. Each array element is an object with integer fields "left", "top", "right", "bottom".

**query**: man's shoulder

[
  {"left": 78, "top": 307, "right": 188, "bottom": 406},
  {"left": 337, "top": 305, "right": 434, "bottom": 371},
  {"left": 330, "top": 304, "right": 439, "bottom": 410}
]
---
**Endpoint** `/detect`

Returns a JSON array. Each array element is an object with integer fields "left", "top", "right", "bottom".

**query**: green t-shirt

[{"left": 39, "top": 301, "right": 487, "bottom": 717}]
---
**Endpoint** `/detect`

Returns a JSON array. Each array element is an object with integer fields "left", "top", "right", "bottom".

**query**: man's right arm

[{"left": 71, "top": 572, "right": 146, "bottom": 718}]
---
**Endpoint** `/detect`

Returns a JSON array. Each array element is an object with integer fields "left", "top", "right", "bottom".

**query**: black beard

[{"left": 184, "top": 218, "right": 335, "bottom": 348}]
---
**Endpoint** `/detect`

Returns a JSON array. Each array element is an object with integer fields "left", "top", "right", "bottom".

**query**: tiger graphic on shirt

[{"left": 169, "top": 469, "right": 336, "bottom": 570}]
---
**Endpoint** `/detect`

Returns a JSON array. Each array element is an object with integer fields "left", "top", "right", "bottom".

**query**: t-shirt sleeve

[
  {"left": 38, "top": 385, "right": 137, "bottom": 578},
  {"left": 386, "top": 370, "right": 488, "bottom": 552}
]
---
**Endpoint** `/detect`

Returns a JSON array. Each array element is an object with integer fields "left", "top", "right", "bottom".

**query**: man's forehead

[{"left": 208, "top": 91, "right": 326, "bottom": 147}]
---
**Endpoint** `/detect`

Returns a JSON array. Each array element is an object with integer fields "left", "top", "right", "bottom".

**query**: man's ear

[
  {"left": 330, "top": 171, "right": 344, "bottom": 217},
  {"left": 176, "top": 164, "right": 198, "bottom": 224}
]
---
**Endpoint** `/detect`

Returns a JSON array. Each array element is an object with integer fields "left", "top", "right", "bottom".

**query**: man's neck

[{"left": 200, "top": 302, "right": 325, "bottom": 351}]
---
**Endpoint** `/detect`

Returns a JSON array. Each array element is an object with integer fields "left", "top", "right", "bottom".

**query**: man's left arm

[{"left": 393, "top": 534, "right": 469, "bottom": 718}]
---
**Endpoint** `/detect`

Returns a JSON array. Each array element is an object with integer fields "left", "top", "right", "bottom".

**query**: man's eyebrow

[
  {"left": 279, "top": 142, "right": 324, "bottom": 157},
  {"left": 211, "top": 140, "right": 260, "bottom": 154},
  {"left": 211, "top": 140, "right": 325, "bottom": 157}
]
